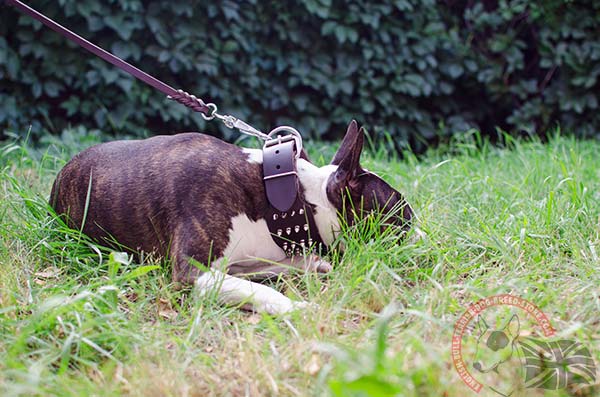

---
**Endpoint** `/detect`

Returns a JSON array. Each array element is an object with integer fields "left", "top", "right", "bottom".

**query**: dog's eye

[{"left": 486, "top": 331, "right": 509, "bottom": 351}]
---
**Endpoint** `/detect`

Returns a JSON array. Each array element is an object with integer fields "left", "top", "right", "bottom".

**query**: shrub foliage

[{"left": 1, "top": 0, "right": 599, "bottom": 149}]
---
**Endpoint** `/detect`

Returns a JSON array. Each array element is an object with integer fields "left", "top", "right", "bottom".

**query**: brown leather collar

[
  {"left": 263, "top": 135, "right": 298, "bottom": 212},
  {"left": 263, "top": 135, "right": 326, "bottom": 257}
]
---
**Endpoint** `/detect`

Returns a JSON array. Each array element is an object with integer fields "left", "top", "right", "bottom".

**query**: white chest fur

[{"left": 221, "top": 214, "right": 285, "bottom": 264}]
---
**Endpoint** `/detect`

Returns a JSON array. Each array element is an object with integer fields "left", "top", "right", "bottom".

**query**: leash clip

[
  {"left": 217, "top": 114, "right": 268, "bottom": 140},
  {"left": 201, "top": 102, "right": 271, "bottom": 141},
  {"left": 205, "top": 104, "right": 304, "bottom": 157}
]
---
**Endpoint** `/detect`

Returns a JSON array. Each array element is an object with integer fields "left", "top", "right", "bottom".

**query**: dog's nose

[{"left": 473, "top": 362, "right": 482, "bottom": 372}]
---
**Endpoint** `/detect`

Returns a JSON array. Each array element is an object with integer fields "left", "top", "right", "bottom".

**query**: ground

[{"left": 1, "top": 129, "right": 599, "bottom": 396}]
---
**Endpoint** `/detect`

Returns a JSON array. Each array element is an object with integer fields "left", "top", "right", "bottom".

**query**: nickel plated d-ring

[{"left": 267, "top": 126, "right": 303, "bottom": 159}]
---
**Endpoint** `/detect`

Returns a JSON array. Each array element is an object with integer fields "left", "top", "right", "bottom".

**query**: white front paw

[{"left": 259, "top": 298, "right": 313, "bottom": 315}]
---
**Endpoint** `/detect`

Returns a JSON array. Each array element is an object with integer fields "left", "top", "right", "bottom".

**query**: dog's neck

[
  {"left": 296, "top": 159, "right": 340, "bottom": 246},
  {"left": 243, "top": 149, "right": 341, "bottom": 246}
]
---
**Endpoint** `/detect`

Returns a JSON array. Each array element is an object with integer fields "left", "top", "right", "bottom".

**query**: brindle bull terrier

[{"left": 50, "top": 120, "right": 412, "bottom": 314}]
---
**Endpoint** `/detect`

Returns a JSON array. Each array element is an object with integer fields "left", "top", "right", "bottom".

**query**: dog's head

[
  {"left": 472, "top": 314, "right": 520, "bottom": 374},
  {"left": 326, "top": 120, "right": 413, "bottom": 237}
]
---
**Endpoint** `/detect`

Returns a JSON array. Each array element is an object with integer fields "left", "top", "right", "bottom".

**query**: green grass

[{"left": 1, "top": 129, "right": 599, "bottom": 396}]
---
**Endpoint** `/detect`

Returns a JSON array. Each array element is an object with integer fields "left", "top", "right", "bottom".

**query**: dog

[
  {"left": 472, "top": 314, "right": 596, "bottom": 395},
  {"left": 50, "top": 120, "right": 413, "bottom": 314}
]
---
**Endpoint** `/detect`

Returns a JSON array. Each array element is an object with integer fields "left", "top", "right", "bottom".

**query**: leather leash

[
  {"left": 6, "top": 0, "right": 328, "bottom": 257},
  {"left": 4, "top": 0, "right": 264, "bottom": 139}
]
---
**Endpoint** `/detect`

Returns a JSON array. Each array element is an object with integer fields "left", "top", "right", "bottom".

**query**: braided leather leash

[{"left": 4, "top": 0, "right": 267, "bottom": 139}]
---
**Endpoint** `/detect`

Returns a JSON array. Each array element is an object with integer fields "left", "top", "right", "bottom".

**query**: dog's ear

[
  {"left": 329, "top": 120, "right": 364, "bottom": 191},
  {"left": 475, "top": 315, "right": 488, "bottom": 336},
  {"left": 331, "top": 120, "right": 362, "bottom": 166},
  {"left": 504, "top": 314, "right": 520, "bottom": 338}
]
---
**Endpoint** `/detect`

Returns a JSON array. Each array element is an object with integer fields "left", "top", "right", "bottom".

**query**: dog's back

[{"left": 50, "top": 133, "right": 268, "bottom": 264}]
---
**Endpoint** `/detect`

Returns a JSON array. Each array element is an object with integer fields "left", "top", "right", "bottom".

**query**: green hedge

[{"left": 2, "top": 0, "right": 599, "bottom": 151}]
